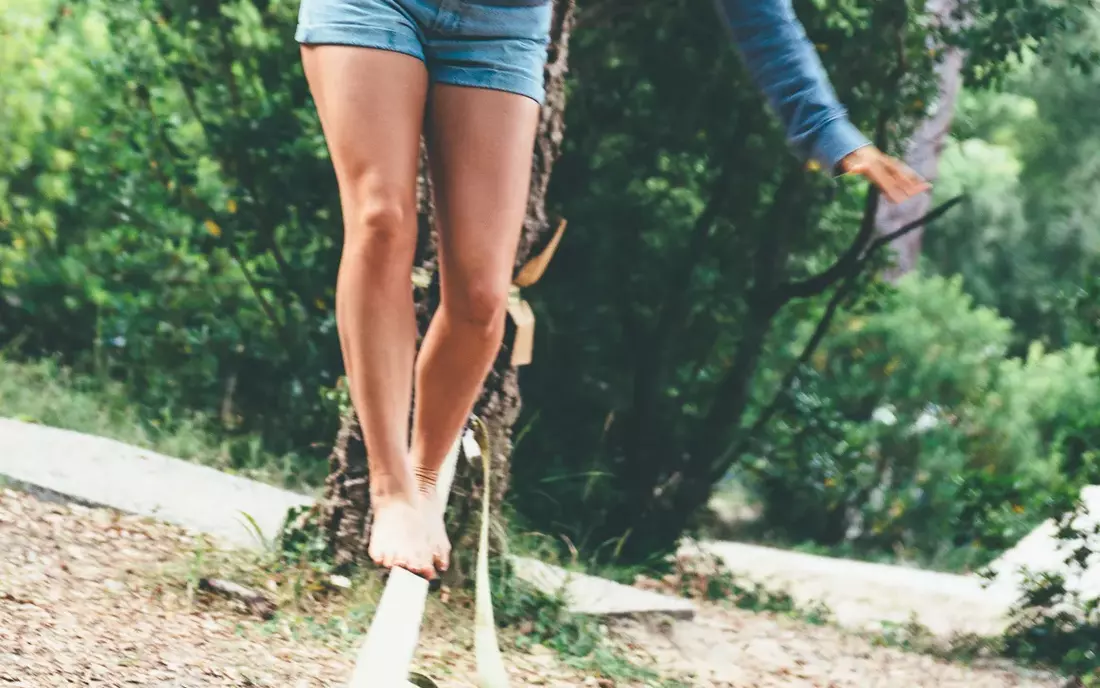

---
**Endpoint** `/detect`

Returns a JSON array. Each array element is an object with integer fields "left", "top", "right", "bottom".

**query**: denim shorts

[{"left": 295, "top": 0, "right": 553, "bottom": 103}]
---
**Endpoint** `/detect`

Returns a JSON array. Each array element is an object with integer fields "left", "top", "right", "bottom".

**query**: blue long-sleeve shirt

[
  {"left": 503, "top": 0, "right": 871, "bottom": 171},
  {"left": 713, "top": 0, "right": 871, "bottom": 171}
]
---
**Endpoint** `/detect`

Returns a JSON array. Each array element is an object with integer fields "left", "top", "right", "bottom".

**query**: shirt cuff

[{"left": 812, "top": 117, "right": 872, "bottom": 176}]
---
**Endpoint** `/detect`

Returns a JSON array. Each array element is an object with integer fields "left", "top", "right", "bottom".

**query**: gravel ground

[{"left": 0, "top": 488, "right": 1064, "bottom": 687}]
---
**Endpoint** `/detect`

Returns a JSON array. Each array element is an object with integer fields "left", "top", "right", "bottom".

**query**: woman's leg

[
  {"left": 301, "top": 45, "right": 435, "bottom": 577},
  {"left": 410, "top": 84, "right": 541, "bottom": 571}
]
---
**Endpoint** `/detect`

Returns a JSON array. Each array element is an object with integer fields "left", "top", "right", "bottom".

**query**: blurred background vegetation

[{"left": 2, "top": 0, "right": 1099, "bottom": 588}]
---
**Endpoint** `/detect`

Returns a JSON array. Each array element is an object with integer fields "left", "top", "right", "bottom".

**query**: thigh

[
  {"left": 301, "top": 45, "right": 428, "bottom": 221},
  {"left": 426, "top": 83, "right": 540, "bottom": 304}
]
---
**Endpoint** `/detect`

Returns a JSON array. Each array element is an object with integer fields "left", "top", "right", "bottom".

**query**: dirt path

[
  {"left": 0, "top": 488, "right": 1062, "bottom": 687},
  {"left": 613, "top": 610, "right": 1058, "bottom": 688}
]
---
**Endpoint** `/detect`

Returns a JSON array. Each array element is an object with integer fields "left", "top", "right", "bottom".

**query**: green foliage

[
  {"left": 0, "top": 356, "right": 318, "bottom": 485},
  {"left": 950, "top": 0, "right": 1100, "bottom": 87},
  {"left": 926, "top": 11, "right": 1100, "bottom": 351},
  {"left": 493, "top": 572, "right": 602, "bottom": 658},
  {"left": 511, "top": 0, "right": 1092, "bottom": 564},
  {"left": 490, "top": 564, "right": 676, "bottom": 684},
  {"left": 0, "top": 0, "right": 341, "bottom": 467},
  {"left": 746, "top": 274, "right": 1100, "bottom": 567},
  {"left": 514, "top": 0, "right": 942, "bottom": 563}
]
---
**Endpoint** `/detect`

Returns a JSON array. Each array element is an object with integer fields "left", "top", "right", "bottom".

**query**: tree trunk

[
  {"left": 306, "top": 0, "right": 576, "bottom": 579},
  {"left": 876, "top": 0, "right": 964, "bottom": 281}
]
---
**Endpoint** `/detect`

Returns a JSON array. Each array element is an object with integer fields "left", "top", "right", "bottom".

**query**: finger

[
  {"left": 871, "top": 162, "right": 906, "bottom": 204},
  {"left": 852, "top": 156, "right": 906, "bottom": 203},
  {"left": 410, "top": 550, "right": 433, "bottom": 579},
  {"left": 902, "top": 169, "right": 930, "bottom": 199},
  {"left": 909, "top": 170, "right": 931, "bottom": 195},
  {"left": 893, "top": 161, "right": 929, "bottom": 198},
  {"left": 889, "top": 163, "right": 923, "bottom": 198},
  {"left": 885, "top": 161, "right": 925, "bottom": 203},
  {"left": 851, "top": 156, "right": 897, "bottom": 201},
  {"left": 882, "top": 165, "right": 914, "bottom": 203}
]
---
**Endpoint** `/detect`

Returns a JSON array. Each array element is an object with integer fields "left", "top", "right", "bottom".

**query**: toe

[
  {"left": 433, "top": 549, "right": 450, "bottom": 572},
  {"left": 414, "top": 551, "right": 437, "bottom": 579}
]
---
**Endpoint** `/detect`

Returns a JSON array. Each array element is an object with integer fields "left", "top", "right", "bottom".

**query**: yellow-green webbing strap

[
  {"left": 407, "top": 419, "right": 507, "bottom": 688},
  {"left": 471, "top": 419, "right": 509, "bottom": 688}
]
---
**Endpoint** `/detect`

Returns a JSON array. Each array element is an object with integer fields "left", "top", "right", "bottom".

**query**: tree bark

[
  {"left": 875, "top": 0, "right": 965, "bottom": 281},
  {"left": 306, "top": 0, "right": 576, "bottom": 579}
]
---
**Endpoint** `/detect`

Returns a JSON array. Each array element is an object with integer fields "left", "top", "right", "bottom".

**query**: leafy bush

[
  {"left": 926, "top": 15, "right": 1100, "bottom": 352},
  {"left": 747, "top": 274, "right": 1100, "bottom": 567},
  {"left": 0, "top": 0, "right": 342, "bottom": 470}
]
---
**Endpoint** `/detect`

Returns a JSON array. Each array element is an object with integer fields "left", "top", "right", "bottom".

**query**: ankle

[
  {"left": 370, "top": 471, "right": 417, "bottom": 503},
  {"left": 413, "top": 464, "right": 439, "bottom": 498}
]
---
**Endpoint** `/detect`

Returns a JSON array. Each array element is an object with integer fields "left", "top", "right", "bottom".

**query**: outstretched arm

[{"left": 714, "top": 0, "right": 927, "bottom": 202}]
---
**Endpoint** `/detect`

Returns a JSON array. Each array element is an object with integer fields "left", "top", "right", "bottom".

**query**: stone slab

[
  {"left": 694, "top": 541, "right": 1016, "bottom": 637},
  {"left": 985, "top": 485, "right": 1100, "bottom": 602},
  {"left": 510, "top": 556, "right": 696, "bottom": 620},
  {"left": 0, "top": 417, "right": 314, "bottom": 548}
]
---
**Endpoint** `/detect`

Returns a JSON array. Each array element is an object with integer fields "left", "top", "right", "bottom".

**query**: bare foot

[
  {"left": 419, "top": 486, "right": 451, "bottom": 573},
  {"left": 368, "top": 493, "right": 435, "bottom": 579}
]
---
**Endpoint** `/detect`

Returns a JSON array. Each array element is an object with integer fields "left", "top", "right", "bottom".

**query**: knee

[
  {"left": 344, "top": 194, "right": 415, "bottom": 264},
  {"left": 446, "top": 278, "right": 510, "bottom": 329}
]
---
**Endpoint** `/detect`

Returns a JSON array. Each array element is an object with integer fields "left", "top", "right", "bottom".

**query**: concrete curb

[
  {"left": 0, "top": 417, "right": 697, "bottom": 621},
  {"left": 0, "top": 417, "right": 314, "bottom": 549}
]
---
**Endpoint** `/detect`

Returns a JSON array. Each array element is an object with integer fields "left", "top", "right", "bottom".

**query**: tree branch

[
  {"left": 872, "top": 194, "right": 963, "bottom": 248},
  {"left": 779, "top": 194, "right": 962, "bottom": 301},
  {"left": 723, "top": 194, "right": 965, "bottom": 468},
  {"left": 778, "top": 189, "right": 881, "bottom": 301}
]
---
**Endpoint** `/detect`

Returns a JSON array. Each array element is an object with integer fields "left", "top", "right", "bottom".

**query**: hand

[{"left": 839, "top": 146, "right": 930, "bottom": 204}]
